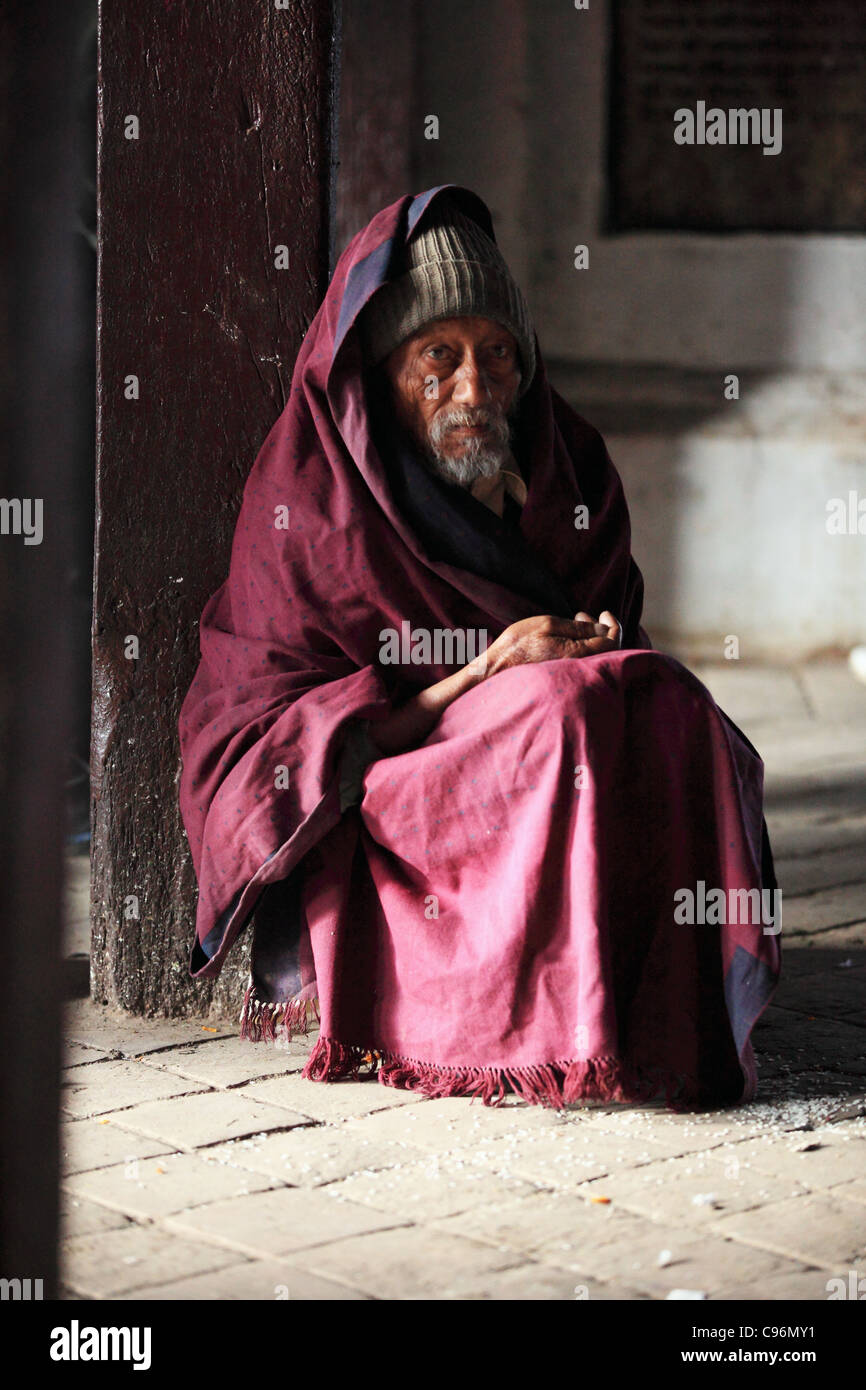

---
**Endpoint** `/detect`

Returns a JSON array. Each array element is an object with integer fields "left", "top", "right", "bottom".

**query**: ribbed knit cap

[{"left": 360, "top": 200, "right": 536, "bottom": 394}]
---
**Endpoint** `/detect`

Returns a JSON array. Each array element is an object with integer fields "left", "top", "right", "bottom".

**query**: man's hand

[
  {"left": 475, "top": 610, "right": 621, "bottom": 680},
  {"left": 368, "top": 610, "right": 621, "bottom": 758}
]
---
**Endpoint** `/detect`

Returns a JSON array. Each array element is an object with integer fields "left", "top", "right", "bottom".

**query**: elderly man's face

[{"left": 382, "top": 315, "right": 522, "bottom": 486}]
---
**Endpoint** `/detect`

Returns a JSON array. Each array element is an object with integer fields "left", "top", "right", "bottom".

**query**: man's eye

[{"left": 426, "top": 346, "right": 448, "bottom": 360}]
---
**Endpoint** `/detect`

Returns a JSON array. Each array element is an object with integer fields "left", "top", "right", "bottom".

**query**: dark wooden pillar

[
  {"left": 92, "top": 1, "right": 338, "bottom": 1017},
  {"left": 0, "top": 0, "right": 92, "bottom": 1301}
]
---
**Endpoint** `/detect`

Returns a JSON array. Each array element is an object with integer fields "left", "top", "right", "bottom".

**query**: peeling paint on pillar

[{"left": 93, "top": 1, "right": 337, "bottom": 1016}]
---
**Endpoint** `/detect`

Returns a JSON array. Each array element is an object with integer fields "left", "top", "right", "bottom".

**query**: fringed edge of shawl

[
  {"left": 298, "top": 1035, "right": 728, "bottom": 1111},
  {"left": 238, "top": 977, "right": 321, "bottom": 1043}
]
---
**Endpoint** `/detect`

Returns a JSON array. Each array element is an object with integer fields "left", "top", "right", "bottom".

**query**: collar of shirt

[{"left": 468, "top": 455, "right": 528, "bottom": 517}]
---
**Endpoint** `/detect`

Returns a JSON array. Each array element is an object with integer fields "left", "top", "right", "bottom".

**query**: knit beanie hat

[{"left": 360, "top": 199, "right": 536, "bottom": 394}]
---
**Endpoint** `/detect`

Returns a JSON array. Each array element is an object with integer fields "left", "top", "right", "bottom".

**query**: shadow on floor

[{"left": 754, "top": 949, "right": 866, "bottom": 1119}]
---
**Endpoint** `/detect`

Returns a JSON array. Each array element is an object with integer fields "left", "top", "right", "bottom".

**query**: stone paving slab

[
  {"left": 120, "top": 1258, "right": 372, "bottom": 1300},
  {"left": 60, "top": 1059, "right": 210, "bottom": 1118},
  {"left": 715, "top": 1266, "right": 850, "bottom": 1301},
  {"left": 138, "top": 1035, "right": 311, "bottom": 1087},
  {"left": 782, "top": 885, "right": 866, "bottom": 938},
  {"left": 767, "top": 815, "right": 866, "bottom": 859},
  {"left": 753, "top": 1011, "right": 866, "bottom": 1085},
  {"left": 776, "top": 846, "right": 866, "bottom": 896},
  {"left": 63, "top": 1151, "right": 279, "bottom": 1221},
  {"left": 293, "top": 1224, "right": 526, "bottom": 1300},
  {"left": 242, "top": 1073, "right": 426, "bottom": 1121},
  {"left": 61, "top": 1196, "right": 133, "bottom": 1239},
  {"left": 107, "top": 1091, "right": 314, "bottom": 1150},
  {"left": 708, "top": 1192, "right": 866, "bottom": 1269},
  {"left": 831, "top": 1178, "right": 866, "bottom": 1207},
  {"left": 433, "top": 1193, "right": 798, "bottom": 1299},
  {"left": 692, "top": 667, "right": 810, "bottom": 725},
  {"left": 808, "top": 1117, "right": 866, "bottom": 1141},
  {"left": 753, "top": 1076, "right": 866, "bottom": 1117},
  {"left": 65, "top": 998, "right": 235, "bottom": 1054},
  {"left": 770, "top": 949, "right": 866, "bottom": 979},
  {"left": 60, "top": 1118, "right": 175, "bottom": 1176},
  {"left": 699, "top": 1129, "right": 866, "bottom": 1190},
  {"left": 204, "top": 1127, "right": 426, "bottom": 1187},
  {"left": 324, "top": 1151, "right": 542, "bottom": 1220},
  {"left": 573, "top": 1151, "right": 809, "bottom": 1228},
  {"left": 758, "top": 1000, "right": 866, "bottom": 1043},
  {"left": 340, "top": 1095, "right": 561, "bottom": 1150},
  {"left": 771, "top": 962, "right": 866, "bottom": 1017},
  {"left": 763, "top": 776, "right": 866, "bottom": 826},
  {"left": 761, "top": 741, "right": 866, "bottom": 779},
  {"left": 576, "top": 1107, "right": 789, "bottom": 1152},
  {"left": 460, "top": 1120, "right": 673, "bottom": 1188},
  {"left": 796, "top": 664, "right": 866, "bottom": 724},
  {"left": 795, "top": 925, "right": 866, "bottom": 950},
  {"left": 439, "top": 1261, "right": 647, "bottom": 1300},
  {"left": 578, "top": 1095, "right": 866, "bottom": 1152},
  {"left": 543, "top": 1223, "right": 797, "bottom": 1301},
  {"left": 163, "top": 1186, "right": 408, "bottom": 1258},
  {"left": 64, "top": 1041, "right": 111, "bottom": 1067},
  {"left": 62, "top": 1224, "right": 242, "bottom": 1298},
  {"left": 430, "top": 1187, "right": 640, "bottom": 1260}
]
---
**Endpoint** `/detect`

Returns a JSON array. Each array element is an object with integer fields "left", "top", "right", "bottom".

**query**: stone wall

[{"left": 405, "top": 0, "right": 866, "bottom": 657}]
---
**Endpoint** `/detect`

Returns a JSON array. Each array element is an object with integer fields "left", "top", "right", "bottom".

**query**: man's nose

[{"left": 451, "top": 357, "right": 493, "bottom": 406}]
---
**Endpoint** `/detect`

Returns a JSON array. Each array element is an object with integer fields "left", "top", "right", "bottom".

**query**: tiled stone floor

[{"left": 60, "top": 662, "right": 866, "bottom": 1300}]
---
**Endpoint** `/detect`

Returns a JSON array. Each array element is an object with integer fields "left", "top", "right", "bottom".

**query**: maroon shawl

[{"left": 178, "top": 185, "right": 779, "bottom": 1108}]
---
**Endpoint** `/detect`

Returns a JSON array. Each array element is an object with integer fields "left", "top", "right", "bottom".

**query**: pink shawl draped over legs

[{"left": 178, "top": 185, "right": 780, "bottom": 1110}]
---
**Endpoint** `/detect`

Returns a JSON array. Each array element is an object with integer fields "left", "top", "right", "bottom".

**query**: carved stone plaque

[{"left": 609, "top": 0, "right": 866, "bottom": 230}]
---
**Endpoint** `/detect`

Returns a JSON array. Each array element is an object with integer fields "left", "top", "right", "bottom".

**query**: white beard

[{"left": 422, "top": 405, "right": 514, "bottom": 487}]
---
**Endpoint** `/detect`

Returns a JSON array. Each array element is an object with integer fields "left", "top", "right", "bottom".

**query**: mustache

[{"left": 428, "top": 404, "right": 512, "bottom": 450}]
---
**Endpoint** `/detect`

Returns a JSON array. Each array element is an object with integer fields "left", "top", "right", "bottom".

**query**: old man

[{"left": 179, "top": 186, "right": 780, "bottom": 1109}]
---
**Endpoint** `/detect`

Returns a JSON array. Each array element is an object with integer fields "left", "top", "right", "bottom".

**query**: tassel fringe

[
  {"left": 238, "top": 976, "right": 321, "bottom": 1043},
  {"left": 239, "top": 979, "right": 742, "bottom": 1110},
  {"left": 297, "top": 1035, "right": 715, "bottom": 1111}
]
